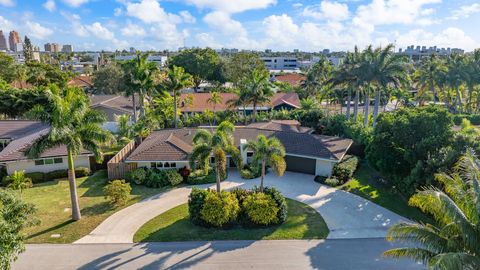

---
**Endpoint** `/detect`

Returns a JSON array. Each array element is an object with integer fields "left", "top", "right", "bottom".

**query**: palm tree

[
  {"left": 242, "top": 69, "right": 274, "bottom": 122},
  {"left": 384, "top": 151, "right": 480, "bottom": 270},
  {"left": 464, "top": 50, "right": 480, "bottom": 113},
  {"left": 415, "top": 54, "right": 447, "bottom": 105},
  {"left": 207, "top": 91, "right": 223, "bottom": 112},
  {"left": 189, "top": 121, "right": 241, "bottom": 192},
  {"left": 445, "top": 54, "right": 467, "bottom": 113},
  {"left": 27, "top": 87, "right": 112, "bottom": 220},
  {"left": 243, "top": 135, "right": 286, "bottom": 192},
  {"left": 302, "top": 57, "right": 334, "bottom": 100},
  {"left": 160, "top": 65, "right": 192, "bottom": 128},
  {"left": 122, "top": 53, "right": 159, "bottom": 122},
  {"left": 227, "top": 88, "right": 250, "bottom": 124}
]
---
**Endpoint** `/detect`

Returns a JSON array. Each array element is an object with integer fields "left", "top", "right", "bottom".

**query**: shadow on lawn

[{"left": 26, "top": 220, "right": 75, "bottom": 239}]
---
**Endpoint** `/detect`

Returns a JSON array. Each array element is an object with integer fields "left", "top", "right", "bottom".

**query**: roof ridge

[{"left": 166, "top": 134, "right": 192, "bottom": 153}]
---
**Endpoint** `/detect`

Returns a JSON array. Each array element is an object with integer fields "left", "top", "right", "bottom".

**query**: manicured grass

[
  {"left": 134, "top": 199, "right": 329, "bottom": 242},
  {"left": 21, "top": 170, "right": 169, "bottom": 244},
  {"left": 341, "top": 161, "right": 433, "bottom": 224}
]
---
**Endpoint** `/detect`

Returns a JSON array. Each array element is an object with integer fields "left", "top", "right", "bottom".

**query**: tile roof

[
  {"left": 178, "top": 92, "right": 300, "bottom": 112},
  {"left": 274, "top": 73, "right": 306, "bottom": 87},
  {"left": 89, "top": 94, "right": 139, "bottom": 114},
  {"left": 247, "top": 120, "right": 312, "bottom": 133},
  {"left": 0, "top": 121, "right": 90, "bottom": 162},
  {"left": 126, "top": 122, "right": 352, "bottom": 162}
]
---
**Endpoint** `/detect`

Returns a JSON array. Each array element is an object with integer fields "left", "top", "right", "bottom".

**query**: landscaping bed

[{"left": 133, "top": 198, "right": 329, "bottom": 242}]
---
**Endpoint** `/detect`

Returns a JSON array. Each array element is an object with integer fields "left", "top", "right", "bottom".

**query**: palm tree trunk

[
  {"left": 253, "top": 100, "right": 257, "bottom": 123},
  {"left": 431, "top": 83, "right": 436, "bottom": 105},
  {"left": 346, "top": 88, "right": 351, "bottom": 120},
  {"left": 455, "top": 86, "right": 462, "bottom": 114},
  {"left": 260, "top": 159, "right": 266, "bottom": 192},
  {"left": 173, "top": 90, "right": 178, "bottom": 128},
  {"left": 373, "top": 89, "right": 380, "bottom": 127},
  {"left": 132, "top": 94, "right": 138, "bottom": 123},
  {"left": 67, "top": 149, "right": 81, "bottom": 221},
  {"left": 354, "top": 88, "right": 359, "bottom": 120},
  {"left": 364, "top": 87, "right": 370, "bottom": 127},
  {"left": 243, "top": 106, "right": 247, "bottom": 125},
  {"left": 139, "top": 91, "right": 145, "bottom": 118},
  {"left": 215, "top": 163, "right": 221, "bottom": 193}
]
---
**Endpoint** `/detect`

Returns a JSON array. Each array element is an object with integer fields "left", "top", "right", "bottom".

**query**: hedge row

[
  {"left": 453, "top": 114, "right": 480, "bottom": 125},
  {"left": 24, "top": 167, "right": 90, "bottom": 184},
  {"left": 240, "top": 163, "right": 262, "bottom": 180},
  {"left": 332, "top": 155, "right": 359, "bottom": 183},
  {"left": 188, "top": 186, "right": 287, "bottom": 228},
  {"left": 186, "top": 169, "right": 228, "bottom": 185},
  {"left": 126, "top": 168, "right": 183, "bottom": 188}
]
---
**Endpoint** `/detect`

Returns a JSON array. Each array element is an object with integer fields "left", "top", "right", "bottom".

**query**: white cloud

[
  {"left": 121, "top": 23, "right": 146, "bottom": 37},
  {"left": 61, "top": 0, "right": 89, "bottom": 7},
  {"left": 114, "top": 7, "right": 122, "bottom": 17},
  {"left": 43, "top": 0, "right": 56, "bottom": 12},
  {"left": 0, "top": 0, "right": 14, "bottom": 7},
  {"left": 149, "top": 24, "right": 187, "bottom": 50},
  {"left": 303, "top": 1, "right": 350, "bottom": 21},
  {"left": 203, "top": 11, "right": 247, "bottom": 36},
  {"left": 25, "top": 21, "right": 54, "bottom": 39},
  {"left": 292, "top": 3, "right": 303, "bottom": 8},
  {"left": 262, "top": 14, "right": 299, "bottom": 47},
  {"left": 184, "top": 0, "right": 276, "bottom": 13},
  {"left": 180, "top": 10, "right": 196, "bottom": 23},
  {"left": 449, "top": 3, "right": 480, "bottom": 20},
  {"left": 196, "top": 32, "right": 222, "bottom": 48},
  {"left": 126, "top": 0, "right": 181, "bottom": 24},
  {"left": 0, "top": 15, "right": 14, "bottom": 30},
  {"left": 61, "top": 12, "right": 89, "bottom": 37},
  {"left": 85, "top": 22, "right": 114, "bottom": 40},
  {"left": 395, "top": 27, "right": 479, "bottom": 51}
]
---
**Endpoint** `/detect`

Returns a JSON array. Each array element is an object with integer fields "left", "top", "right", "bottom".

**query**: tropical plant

[
  {"left": 302, "top": 56, "right": 333, "bottom": 100},
  {"left": 104, "top": 179, "right": 132, "bottom": 206},
  {"left": 189, "top": 121, "right": 242, "bottom": 192},
  {"left": 445, "top": 54, "right": 467, "bottom": 113},
  {"left": 2, "top": 171, "right": 33, "bottom": 192},
  {"left": 241, "top": 69, "right": 274, "bottom": 122},
  {"left": 415, "top": 54, "right": 447, "bottom": 105},
  {"left": 243, "top": 135, "right": 286, "bottom": 191},
  {"left": 159, "top": 65, "right": 192, "bottom": 128},
  {"left": 384, "top": 151, "right": 480, "bottom": 270},
  {"left": 26, "top": 87, "right": 112, "bottom": 220}
]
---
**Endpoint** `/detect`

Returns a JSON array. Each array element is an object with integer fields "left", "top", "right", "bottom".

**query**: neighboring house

[
  {"left": 179, "top": 92, "right": 301, "bottom": 115},
  {"left": 124, "top": 121, "right": 352, "bottom": 176},
  {"left": 273, "top": 73, "right": 306, "bottom": 87},
  {"left": 89, "top": 94, "right": 139, "bottom": 132},
  {"left": 68, "top": 75, "right": 94, "bottom": 92},
  {"left": 0, "top": 120, "right": 91, "bottom": 175}
]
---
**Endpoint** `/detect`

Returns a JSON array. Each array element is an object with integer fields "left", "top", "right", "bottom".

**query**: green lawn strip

[
  {"left": 21, "top": 170, "right": 169, "bottom": 244},
  {"left": 340, "top": 161, "right": 433, "bottom": 224},
  {"left": 134, "top": 199, "right": 329, "bottom": 242}
]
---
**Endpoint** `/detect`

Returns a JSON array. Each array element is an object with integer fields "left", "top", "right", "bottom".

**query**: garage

[{"left": 285, "top": 155, "right": 316, "bottom": 174}]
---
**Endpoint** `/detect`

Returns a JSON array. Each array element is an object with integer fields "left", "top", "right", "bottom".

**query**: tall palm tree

[
  {"left": 302, "top": 57, "right": 334, "bottom": 99},
  {"left": 189, "top": 121, "right": 241, "bottom": 192},
  {"left": 445, "top": 54, "right": 467, "bottom": 113},
  {"left": 384, "top": 151, "right": 480, "bottom": 270},
  {"left": 464, "top": 50, "right": 480, "bottom": 113},
  {"left": 243, "top": 135, "right": 286, "bottom": 192},
  {"left": 122, "top": 53, "right": 159, "bottom": 122},
  {"left": 26, "top": 87, "right": 112, "bottom": 220},
  {"left": 242, "top": 69, "right": 274, "bottom": 122},
  {"left": 160, "top": 65, "right": 192, "bottom": 128},
  {"left": 415, "top": 54, "right": 447, "bottom": 105},
  {"left": 227, "top": 88, "right": 250, "bottom": 124}
]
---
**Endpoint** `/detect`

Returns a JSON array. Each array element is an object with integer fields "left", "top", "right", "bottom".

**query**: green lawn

[
  {"left": 21, "top": 170, "right": 170, "bottom": 244},
  {"left": 134, "top": 199, "right": 329, "bottom": 242},
  {"left": 341, "top": 161, "right": 433, "bottom": 224}
]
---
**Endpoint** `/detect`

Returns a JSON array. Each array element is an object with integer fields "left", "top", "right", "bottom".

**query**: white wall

[
  {"left": 6, "top": 156, "right": 91, "bottom": 174},
  {"left": 136, "top": 161, "right": 189, "bottom": 169},
  {"left": 315, "top": 159, "right": 335, "bottom": 177}
]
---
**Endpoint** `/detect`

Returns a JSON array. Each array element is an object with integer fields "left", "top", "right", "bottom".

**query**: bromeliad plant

[
  {"left": 384, "top": 150, "right": 480, "bottom": 270},
  {"left": 243, "top": 135, "right": 286, "bottom": 191},
  {"left": 189, "top": 121, "right": 242, "bottom": 192}
]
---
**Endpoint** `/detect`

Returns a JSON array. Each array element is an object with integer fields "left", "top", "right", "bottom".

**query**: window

[
  {"left": 34, "top": 160, "right": 44, "bottom": 166},
  {"left": 151, "top": 162, "right": 157, "bottom": 168},
  {"left": 164, "top": 162, "right": 170, "bottom": 168},
  {"left": 54, "top": 158, "right": 63, "bottom": 164},
  {"left": 170, "top": 162, "right": 176, "bottom": 168},
  {"left": 44, "top": 159, "right": 54, "bottom": 165},
  {"left": 34, "top": 157, "right": 63, "bottom": 166},
  {"left": 247, "top": 152, "right": 254, "bottom": 157}
]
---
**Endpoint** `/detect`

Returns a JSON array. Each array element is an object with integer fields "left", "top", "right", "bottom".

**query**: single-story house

[
  {"left": 89, "top": 94, "right": 139, "bottom": 132},
  {"left": 124, "top": 120, "right": 352, "bottom": 176},
  {"left": 0, "top": 120, "right": 92, "bottom": 175},
  {"left": 68, "top": 75, "right": 94, "bottom": 92},
  {"left": 179, "top": 92, "right": 301, "bottom": 115}
]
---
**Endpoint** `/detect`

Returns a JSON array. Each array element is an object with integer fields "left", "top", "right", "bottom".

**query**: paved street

[
  {"left": 76, "top": 171, "right": 407, "bottom": 243},
  {"left": 14, "top": 239, "right": 423, "bottom": 270}
]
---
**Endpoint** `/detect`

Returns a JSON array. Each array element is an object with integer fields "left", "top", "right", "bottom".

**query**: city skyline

[{"left": 0, "top": 0, "right": 479, "bottom": 52}]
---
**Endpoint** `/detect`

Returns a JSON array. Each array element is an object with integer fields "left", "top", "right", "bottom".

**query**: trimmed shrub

[
  {"left": 45, "top": 170, "right": 68, "bottom": 180},
  {"left": 127, "top": 168, "right": 147, "bottom": 185},
  {"left": 314, "top": 175, "right": 327, "bottom": 184},
  {"left": 324, "top": 177, "right": 340, "bottom": 187},
  {"left": 200, "top": 191, "right": 239, "bottom": 228},
  {"left": 164, "top": 170, "right": 183, "bottom": 186},
  {"left": 187, "top": 169, "right": 216, "bottom": 185},
  {"left": 243, "top": 193, "right": 279, "bottom": 226},
  {"left": 24, "top": 172, "right": 46, "bottom": 184},
  {"left": 145, "top": 170, "right": 167, "bottom": 188},
  {"left": 188, "top": 188, "right": 209, "bottom": 226},
  {"left": 75, "top": 167, "right": 91, "bottom": 177},
  {"left": 332, "top": 155, "right": 359, "bottom": 183},
  {"left": 240, "top": 163, "right": 262, "bottom": 179},
  {"left": 104, "top": 179, "right": 132, "bottom": 206},
  {"left": 261, "top": 186, "right": 287, "bottom": 224}
]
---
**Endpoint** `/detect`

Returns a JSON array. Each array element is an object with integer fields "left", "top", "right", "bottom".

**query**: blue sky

[{"left": 0, "top": 0, "right": 479, "bottom": 52}]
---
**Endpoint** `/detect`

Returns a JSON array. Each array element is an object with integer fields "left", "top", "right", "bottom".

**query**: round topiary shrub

[
  {"left": 262, "top": 187, "right": 287, "bottom": 224},
  {"left": 164, "top": 170, "right": 183, "bottom": 186},
  {"left": 188, "top": 188, "right": 209, "bottom": 226},
  {"left": 200, "top": 191, "right": 239, "bottom": 227},
  {"left": 104, "top": 179, "right": 132, "bottom": 206},
  {"left": 127, "top": 168, "right": 147, "bottom": 185},
  {"left": 243, "top": 192, "right": 279, "bottom": 226}
]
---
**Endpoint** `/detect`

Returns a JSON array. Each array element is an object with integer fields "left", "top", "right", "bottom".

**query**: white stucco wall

[
  {"left": 6, "top": 155, "right": 91, "bottom": 175},
  {"left": 136, "top": 161, "right": 189, "bottom": 169},
  {"left": 315, "top": 159, "right": 336, "bottom": 177}
]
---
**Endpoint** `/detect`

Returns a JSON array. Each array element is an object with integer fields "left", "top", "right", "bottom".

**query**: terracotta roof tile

[{"left": 275, "top": 73, "right": 306, "bottom": 87}]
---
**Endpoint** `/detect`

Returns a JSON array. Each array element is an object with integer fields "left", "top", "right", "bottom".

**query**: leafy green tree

[
  {"left": 160, "top": 65, "right": 192, "bottom": 128},
  {"left": 384, "top": 151, "right": 480, "bottom": 270},
  {"left": 169, "top": 48, "right": 223, "bottom": 90},
  {"left": 366, "top": 106, "right": 454, "bottom": 195},
  {"left": 244, "top": 135, "right": 286, "bottom": 191},
  {"left": 415, "top": 54, "right": 447, "bottom": 105},
  {"left": 92, "top": 64, "right": 125, "bottom": 94},
  {"left": 302, "top": 56, "right": 333, "bottom": 100},
  {"left": 26, "top": 62, "right": 69, "bottom": 87},
  {"left": 0, "top": 87, "right": 53, "bottom": 118},
  {"left": 189, "top": 121, "right": 242, "bottom": 192},
  {"left": 26, "top": 87, "right": 112, "bottom": 220},
  {"left": 225, "top": 52, "right": 266, "bottom": 87},
  {"left": 23, "top": 36, "right": 33, "bottom": 62},
  {"left": 0, "top": 52, "right": 17, "bottom": 83},
  {"left": 0, "top": 189, "right": 38, "bottom": 270}
]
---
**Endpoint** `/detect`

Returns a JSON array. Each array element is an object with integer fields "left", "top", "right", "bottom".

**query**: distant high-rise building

[
  {"left": 8, "top": 31, "right": 21, "bottom": 52},
  {"left": 0, "top": 30, "right": 7, "bottom": 51},
  {"left": 44, "top": 43, "right": 61, "bottom": 53},
  {"left": 62, "top": 44, "right": 73, "bottom": 53}
]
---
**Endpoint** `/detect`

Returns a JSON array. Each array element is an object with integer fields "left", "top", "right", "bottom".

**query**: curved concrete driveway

[{"left": 76, "top": 171, "right": 407, "bottom": 244}]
